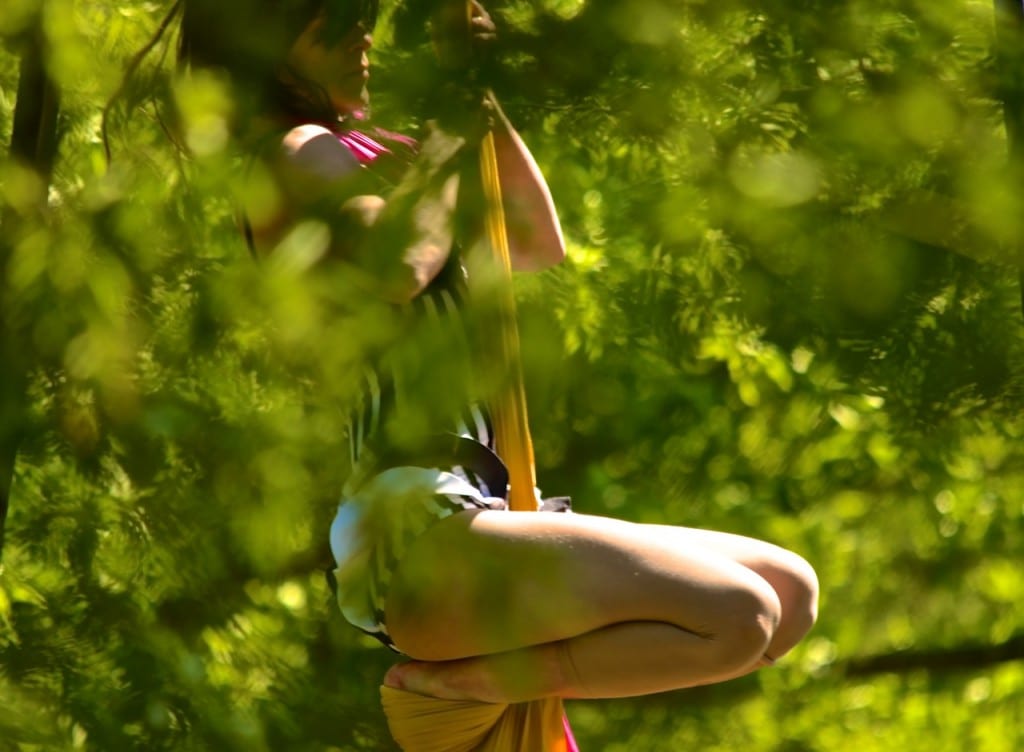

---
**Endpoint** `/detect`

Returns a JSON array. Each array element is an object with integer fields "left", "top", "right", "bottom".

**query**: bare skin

[
  {"left": 251, "top": 8, "right": 564, "bottom": 300},
  {"left": 381, "top": 511, "right": 818, "bottom": 702}
]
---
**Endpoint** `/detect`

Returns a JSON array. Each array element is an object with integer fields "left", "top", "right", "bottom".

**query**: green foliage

[{"left": 2, "top": 0, "right": 1024, "bottom": 749}]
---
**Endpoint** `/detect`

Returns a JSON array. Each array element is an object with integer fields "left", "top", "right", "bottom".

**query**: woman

[{"left": 180, "top": 0, "right": 818, "bottom": 703}]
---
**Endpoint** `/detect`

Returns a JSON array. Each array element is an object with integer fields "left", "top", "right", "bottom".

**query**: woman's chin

[{"left": 332, "top": 91, "right": 370, "bottom": 119}]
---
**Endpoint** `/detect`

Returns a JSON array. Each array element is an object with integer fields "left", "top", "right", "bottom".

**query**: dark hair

[
  {"left": 178, "top": 0, "right": 379, "bottom": 127},
  {"left": 102, "top": 0, "right": 381, "bottom": 158}
]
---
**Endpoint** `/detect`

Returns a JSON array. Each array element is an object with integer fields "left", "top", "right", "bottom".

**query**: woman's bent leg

[
  {"left": 383, "top": 510, "right": 788, "bottom": 700},
  {"left": 387, "top": 620, "right": 770, "bottom": 702},
  {"left": 638, "top": 524, "right": 819, "bottom": 663}
]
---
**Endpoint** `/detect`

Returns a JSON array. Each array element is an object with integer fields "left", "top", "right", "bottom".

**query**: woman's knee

[
  {"left": 721, "top": 574, "right": 782, "bottom": 671},
  {"left": 675, "top": 568, "right": 782, "bottom": 675},
  {"left": 766, "top": 550, "right": 819, "bottom": 656}
]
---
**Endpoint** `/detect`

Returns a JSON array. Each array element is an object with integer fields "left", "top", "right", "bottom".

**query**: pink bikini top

[{"left": 336, "top": 127, "right": 417, "bottom": 165}]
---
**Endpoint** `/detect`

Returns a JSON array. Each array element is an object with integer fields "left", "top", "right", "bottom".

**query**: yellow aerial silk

[
  {"left": 380, "top": 84, "right": 574, "bottom": 752},
  {"left": 381, "top": 685, "right": 571, "bottom": 752}
]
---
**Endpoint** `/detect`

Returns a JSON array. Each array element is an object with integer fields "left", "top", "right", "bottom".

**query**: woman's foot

[
  {"left": 383, "top": 658, "right": 506, "bottom": 702},
  {"left": 384, "top": 659, "right": 481, "bottom": 701},
  {"left": 383, "top": 644, "right": 566, "bottom": 703}
]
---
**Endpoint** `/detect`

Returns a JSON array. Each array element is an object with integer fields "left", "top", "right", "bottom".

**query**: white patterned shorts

[
  {"left": 328, "top": 432, "right": 572, "bottom": 651},
  {"left": 329, "top": 464, "right": 507, "bottom": 650}
]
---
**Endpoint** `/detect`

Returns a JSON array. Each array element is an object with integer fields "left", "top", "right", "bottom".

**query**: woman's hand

[
  {"left": 469, "top": 1, "right": 496, "bottom": 48},
  {"left": 432, "top": 0, "right": 497, "bottom": 72}
]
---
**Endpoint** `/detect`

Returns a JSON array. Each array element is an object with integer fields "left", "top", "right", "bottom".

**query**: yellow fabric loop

[
  {"left": 382, "top": 687, "right": 570, "bottom": 752},
  {"left": 382, "top": 20, "right": 572, "bottom": 745},
  {"left": 478, "top": 129, "right": 538, "bottom": 512}
]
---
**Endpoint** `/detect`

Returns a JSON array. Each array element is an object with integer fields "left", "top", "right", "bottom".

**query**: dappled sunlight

[{"left": 2, "top": 0, "right": 1024, "bottom": 749}]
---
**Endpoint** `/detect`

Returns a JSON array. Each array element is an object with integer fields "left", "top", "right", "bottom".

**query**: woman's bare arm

[
  {"left": 488, "top": 100, "right": 565, "bottom": 272},
  {"left": 433, "top": 3, "right": 565, "bottom": 272},
  {"left": 251, "top": 123, "right": 465, "bottom": 302}
]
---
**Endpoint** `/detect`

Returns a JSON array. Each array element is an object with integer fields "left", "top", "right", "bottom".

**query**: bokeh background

[{"left": 2, "top": 0, "right": 1024, "bottom": 749}]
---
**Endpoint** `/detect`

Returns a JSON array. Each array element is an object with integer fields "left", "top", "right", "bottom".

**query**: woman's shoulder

[
  {"left": 279, "top": 123, "right": 362, "bottom": 181},
  {"left": 282, "top": 123, "right": 339, "bottom": 152}
]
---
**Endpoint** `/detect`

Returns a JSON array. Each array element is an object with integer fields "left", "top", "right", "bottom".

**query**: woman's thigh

[
  {"left": 384, "top": 510, "right": 782, "bottom": 662},
  {"left": 639, "top": 525, "right": 817, "bottom": 603}
]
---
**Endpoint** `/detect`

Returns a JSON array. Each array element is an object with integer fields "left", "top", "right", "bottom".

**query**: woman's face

[{"left": 286, "top": 16, "right": 372, "bottom": 117}]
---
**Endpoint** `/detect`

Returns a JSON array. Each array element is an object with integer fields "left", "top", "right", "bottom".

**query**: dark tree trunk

[
  {"left": 993, "top": 1, "right": 1024, "bottom": 312},
  {"left": 1, "top": 17, "right": 61, "bottom": 559},
  {"left": 9, "top": 29, "right": 60, "bottom": 173}
]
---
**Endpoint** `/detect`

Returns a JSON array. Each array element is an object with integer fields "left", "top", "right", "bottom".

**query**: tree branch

[{"left": 844, "top": 633, "right": 1024, "bottom": 678}]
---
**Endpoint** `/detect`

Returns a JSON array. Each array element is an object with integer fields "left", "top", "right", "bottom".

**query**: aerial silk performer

[{"left": 171, "top": 0, "right": 819, "bottom": 748}]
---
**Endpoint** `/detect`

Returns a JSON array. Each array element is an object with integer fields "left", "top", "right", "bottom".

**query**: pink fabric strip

[
  {"left": 336, "top": 129, "right": 390, "bottom": 164},
  {"left": 564, "top": 713, "right": 580, "bottom": 752}
]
